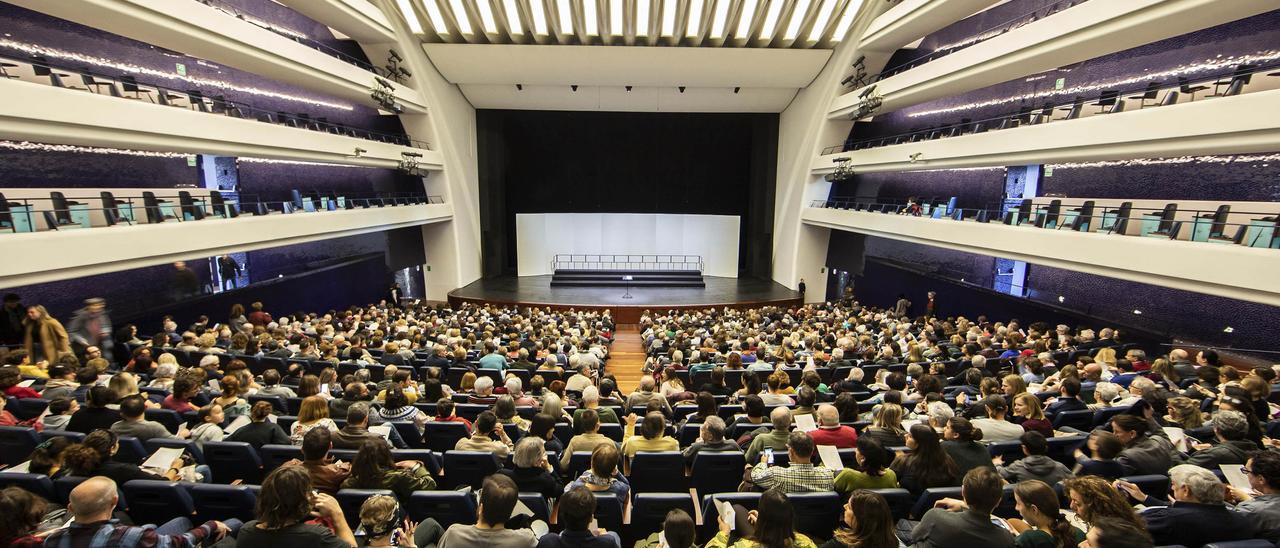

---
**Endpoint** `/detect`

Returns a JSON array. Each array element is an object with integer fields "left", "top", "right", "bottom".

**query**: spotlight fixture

[
  {"left": 374, "top": 76, "right": 396, "bottom": 91},
  {"left": 625, "top": 85, "right": 633, "bottom": 91},
  {"left": 352, "top": 147, "right": 368, "bottom": 157},
  {"left": 851, "top": 55, "right": 865, "bottom": 69},
  {"left": 516, "top": 84, "right": 523, "bottom": 91},
  {"left": 678, "top": 86, "right": 686, "bottom": 93},
  {"left": 841, "top": 75, "right": 855, "bottom": 86},
  {"left": 733, "top": 87, "right": 740, "bottom": 94},
  {"left": 571, "top": 84, "right": 579, "bottom": 91},
  {"left": 370, "top": 77, "right": 403, "bottom": 113},
  {"left": 388, "top": 49, "right": 403, "bottom": 62},
  {"left": 398, "top": 151, "right": 424, "bottom": 174},
  {"left": 908, "top": 152, "right": 923, "bottom": 163},
  {"left": 857, "top": 84, "right": 876, "bottom": 99},
  {"left": 823, "top": 156, "right": 856, "bottom": 182},
  {"left": 398, "top": 67, "right": 413, "bottom": 78}
]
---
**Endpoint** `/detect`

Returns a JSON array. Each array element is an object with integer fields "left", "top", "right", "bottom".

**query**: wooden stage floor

[{"left": 447, "top": 275, "right": 802, "bottom": 323}]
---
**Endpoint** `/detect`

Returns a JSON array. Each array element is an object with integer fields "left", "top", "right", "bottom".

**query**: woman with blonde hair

[
  {"left": 1013, "top": 393, "right": 1053, "bottom": 438},
  {"left": 290, "top": 395, "right": 338, "bottom": 444},
  {"left": 1165, "top": 396, "right": 1204, "bottom": 429},
  {"left": 459, "top": 371, "right": 477, "bottom": 393},
  {"left": 1002, "top": 374, "right": 1028, "bottom": 399},
  {"left": 23, "top": 305, "right": 70, "bottom": 364},
  {"left": 213, "top": 374, "right": 251, "bottom": 422},
  {"left": 1093, "top": 347, "right": 1117, "bottom": 368},
  {"left": 863, "top": 403, "right": 907, "bottom": 447}
]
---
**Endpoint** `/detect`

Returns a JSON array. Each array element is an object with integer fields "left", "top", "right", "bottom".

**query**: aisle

[{"left": 607, "top": 324, "right": 645, "bottom": 394}]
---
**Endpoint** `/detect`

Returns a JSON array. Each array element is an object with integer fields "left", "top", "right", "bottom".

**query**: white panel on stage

[{"left": 516, "top": 213, "right": 740, "bottom": 277}]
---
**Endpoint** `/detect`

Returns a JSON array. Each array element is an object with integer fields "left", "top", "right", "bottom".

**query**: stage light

[
  {"left": 516, "top": 83, "right": 523, "bottom": 91},
  {"left": 398, "top": 67, "right": 413, "bottom": 78},
  {"left": 626, "top": 85, "right": 633, "bottom": 91},
  {"left": 733, "top": 87, "right": 740, "bottom": 93},
  {"left": 571, "top": 84, "right": 579, "bottom": 91},
  {"left": 1057, "top": 295, "right": 1064, "bottom": 303},
  {"left": 1224, "top": 326, "right": 1234, "bottom": 333},
  {"left": 678, "top": 86, "right": 686, "bottom": 93},
  {"left": 1132, "top": 309, "right": 1143, "bottom": 315},
  {"left": 388, "top": 49, "right": 403, "bottom": 62}
]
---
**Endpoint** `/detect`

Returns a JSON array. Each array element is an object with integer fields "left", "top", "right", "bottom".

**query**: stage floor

[{"left": 449, "top": 275, "right": 800, "bottom": 309}]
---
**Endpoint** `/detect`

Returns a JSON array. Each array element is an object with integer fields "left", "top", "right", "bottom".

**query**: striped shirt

[
  {"left": 749, "top": 462, "right": 836, "bottom": 493},
  {"left": 36, "top": 519, "right": 220, "bottom": 548}
]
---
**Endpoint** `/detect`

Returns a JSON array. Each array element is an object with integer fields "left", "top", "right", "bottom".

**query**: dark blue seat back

[
  {"left": 0, "top": 472, "right": 56, "bottom": 500},
  {"left": 871, "top": 488, "right": 914, "bottom": 520},
  {"left": 0, "top": 426, "right": 40, "bottom": 466},
  {"left": 144, "top": 409, "right": 184, "bottom": 434},
  {"left": 442, "top": 451, "right": 500, "bottom": 489},
  {"left": 423, "top": 421, "right": 469, "bottom": 452},
  {"left": 911, "top": 486, "right": 964, "bottom": 519},
  {"left": 691, "top": 451, "right": 746, "bottom": 498},
  {"left": 113, "top": 436, "right": 148, "bottom": 465},
  {"left": 592, "top": 492, "right": 625, "bottom": 532},
  {"left": 699, "top": 493, "right": 761, "bottom": 543},
  {"left": 391, "top": 421, "right": 425, "bottom": 448},
  {"left": 191, "top": 483, "right": 258, "bottom": 523},
  {"left": 1052, "top": 409, "right": 1095, "bottom": 431},
  {"left": 259, "top": 444, "right": 303, "bottom": 473},
  {"left": 631, "top": 493, "right": 696, "bottom": 537},
  {"left": 629, "top": 451, "right": 686, "bottom": 494},
  {"left": 202, "top": 441, "right": 263, "bottom": 484},
  {"left": 791, "top": 492, "right": 843, "bottom": 539},
  {"left": 336, "top": 488, "right": 392, "bottom": 529},
  {"left": 517, "top": 492, "right": 551, "bottom": 522},
  {"left": 121, "top": 480, "right": 195, "bottom": 525},
  {"left": 406, "top": 490, "right": 478, "bottom": 528}
]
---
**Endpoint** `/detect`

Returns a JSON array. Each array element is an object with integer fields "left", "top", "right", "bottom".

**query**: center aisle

[{"left": 608, "top": 324, "right": 645, "bottom": 394}]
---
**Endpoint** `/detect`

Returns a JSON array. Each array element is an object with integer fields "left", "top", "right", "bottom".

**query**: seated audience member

[
  {"left": 528, "top": 412, "right": 565, "bottom": 454},
  {"left": 212, "top": 374, "right": 250, "bottom": 422},
  {"left": 359, "top": 495, "right": 434, "bottom": 548},
  {"left": 908, "top": 468, "right": 1014, "bottom": 548},
  {"left": 862, "top": 403, "right": 907, "bottom": 448},
  {"left": 995, "top": 431, "right": 1072, "bottom": 485},
  {"left": 1071, "top": 431, "right": 1126, "bottom": 479},
  {"left": 1061, "top": 476, "right": 1147, "bottom": 535},
  {"left": 1110, "top": 414, "right": 1175, "bottom": 476},
  {"left": 35, "top": 476, "right": 230, "bottom": 548},
  {"left": 433, "top": 397, "right": 474, "bottom": 431},
  {"left": 0, "top": 485, "right": 48, "bottom": 547},
  {"left": 561, "top": 409, "right": 616, "bottom": 469},
  {"left": 377, "top": 386, "right": 429, "bottom": 431},
  {"left": 0, "top": 367, "right": 40, "bottom": 399},
  {"left": 1226, "top": 450, "right": 1280, "bottom": 543},
  {"left": 41, "top": 397, "right": 76, "bottom": 430},
  {"left": 1045, "top": 378, "right": 1089, "bottom": 417},
  {"left": 189, "top": 403, "right": 226, "bottom": 448},
  {"left": 621, "top": 412, "right": 679, "bottom": 461},
  {"left": 467, "top": 376, "right": 499, "bottom": 405},
  {"left": 942, "top": 417, "right": 994, "bottom": 476},
  {"left": 1185, "top": 409, "right": 1257, "bottom": 468},
  {"left": 760, "top": 372, "right": 796, "bottom": 406},
  {"left": 1006, "top": 480, "right": 1084, "bottom": 548},
  {"left": 455, "top": 410, "right": 515, "bottom": 458},
  {"left": 227, "top": 401, "right": 291, "bottom": 448},
  {"left": 699, "top": 367, "right": 734, "bottom": 397},
  {"left": 536, "top": 486, "right": 620, "bottom": 548},
  {"left": 341, "top": 439, "right": 435, "bottom": 503},
  {"left": 40, "top": 364, "right": 78, "bottom": 400},
  {"left": 110, "top": 394, "right": 188, "bottom": 441},
  {"left": 809, "top": 404, "right": 858, "bottom": 448},
  {"left": 258, "top": 369, "right": 298, "bottom": 398},
  {"left": 892, "top": 424, "right": 960, "bottom": 495},
  {"left": 682, "top": 416, "right": 740, "bottom": 464},
  {"left": 1115, "top": 464, "right": 1256, "bottom": 547},
  {"left": 162, "top": 375, "right": 199, "bottom": 413},
  {"left": 972, "top": 396, "right": 1024, "bottom": 442},
  {"left": 332, "top": 402, "right": 406, "bottom": 449},
  {"left": 495, "top": 395, "right": 529, "bottom": 431},
  {"left": 835, "top": 436, "right": 898, "bottom": 493},
  {"left": 329, "top": 382, "right": 369, "bottom": 419},
  {"left": 625, "top": 377, "right": 672, "bottom": 416},
  {"left": 0, "top": 395, "right": 42, "bottom": 431},
  {"left": 237, "top": 465, "right": 356, "bottom": 547},
  {"left": 63, "top": 430, "right": 184, "bottom": 483},
  {"left": 749, "top": 431, "right": 835, "bottom": 493},
  {"left": 677, "top": 391, "right": 718, "bottom": 429},
  {"left": 634, "top": 509, "right": 696, "bottom": 548},
  {"left": 28, "top": 436, "right": 71, "bottom": 479},
  {"left": 1081, "top": 517, "right": 1154, "bottom": 548},
  {"left": 296, "top": 427, "right": 350, "bottom": 495},
  {"left": 1012, "top": 393, "right": 1053, "bottom": 439},
  {"left": 746, "top": 407, "right": 795, "bottom": 463},
  {"left": 707, "top": 487, "right": 815, "bottom": 548},
  {"left": 825, "top": 490, "right": 898, "bottom": 548},
  {"left": 574, "top": 386, "right": 620, "bottom": 429},
  {"left": 67, "top": 386, "right": 120, "bottom": 434},
  {"left": 290, "top": 395, "right": 339, "bottom": 445},
  {"left": 500, "top": 437, "right": 563, "bottom": 503},
  {"left": 70, "top": 366, "right": 99, "bottom": 403},
  {"left": 437, "top": 474, "right": 537, "bottom": 548},
  {"left": 566, "top": 444, "right": 630, "bottom": 507}
]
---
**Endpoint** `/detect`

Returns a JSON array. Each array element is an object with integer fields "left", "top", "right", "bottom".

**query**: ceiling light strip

[
  {"left": 504, "top": 0, "right": 525, "bottom": 36},
  {"left": 758, "top": 0, "right": 784, "bottom": 41},
  {"left": 660, "top": 0, "right": 677, "bottom": 36},
  {"left": 832, "top": 0, "right": 859, "bottom": 41},
  {"left": 395, "top": 0, "right": 425, "bottom": 34},
  {"left": 709, "top": 0, "right": 730, "bottom": 39},
  {"left": 735, "top": 0, "right": 757, "bottom": 38},
  {"left": 446, "top": 0, "right": 474, "bottom": 33},
  {"left": 530, "top": 0, "right": 550, "bottom": 34},
  {"left": 586, "top": 0, "right": 600, "bottom": 35},
  {"left": 784, "top": 0, "right": 811, "bottom": 40},
  {"left": 686, "top": 0, "right": 703, "bottom": 37},
  {"left": 476, "top": 0, "right": 499, "bottom": 33},
  {"left": 807, "top": 0, "right": 835, "bottom": 41},
  {"left": 636, "top": 0, "right": 650, "bottom": 41}
]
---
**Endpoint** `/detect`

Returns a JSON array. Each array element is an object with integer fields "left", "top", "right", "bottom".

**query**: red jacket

[
  {"left": 0, "top": 410, "right": 43, "bottom": 431},
  {"left": 3, "top": 385, "right": 41, "bottom": 399},
  {"left": 808, "top": 425, "right": 858, "bottom": 448}
]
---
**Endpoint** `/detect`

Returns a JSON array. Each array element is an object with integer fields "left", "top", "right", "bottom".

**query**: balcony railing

[{"left": 551, "top": 254, "right": 705, "bottom": 272}]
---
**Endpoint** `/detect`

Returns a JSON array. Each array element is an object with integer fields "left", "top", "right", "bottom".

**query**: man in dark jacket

[
  {"left": 1186, "top": 410, "right": 1258, "bottom": 469},
  {"left": 1112, "top": 414, "right": 1177, "bottom": 475},
  {"left": 1119, "top": 464, "right": 1256, "bottom": 547},
  {"left": 331, "top": 402, "right": 406, "bottom": 449},
  {"left": 1045, "top": 378, "right": 1089, "bottom": 417}
]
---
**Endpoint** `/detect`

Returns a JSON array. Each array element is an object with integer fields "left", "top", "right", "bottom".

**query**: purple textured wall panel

[
  {"left": 1041, "top": 154, "right": 1280, "bottom": 202},
  {"left": 236, "top": 160, "right": 418, "bottom": 202},
  {"left": 854, "top": 9, "right": 1280, "bottom": 142},
  {"left": 0, "top": 2, "right": 403, "bottom": 133},
  {"left": 863, "top": 237, "right": 997, "bottom": 289},
  {"left": 0, "top": 145, "right": 200, "bottom": 188},
  {"left": 245, "top": 232, "right": 388, "bottom": 283},
  {"left": 830, "top": 168, "right": 1008, "bottom": 210}
]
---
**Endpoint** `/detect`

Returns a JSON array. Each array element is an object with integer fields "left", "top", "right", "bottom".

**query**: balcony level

[
  {"left": 0, "top": 201, "right": 452, "bottom": 287},
  {"left": 831, "top": 0, "right": 1275, "bottom": 119},
  {"left": 858, "top": 0, "right": 1002, "bottom": 53},
  {"left": 6, "top": 0, "right": 428, "bottom": 114},
  {"left": 275, "top": 0, "right": 397, "bottom": 44},
  {"left": 0, "top": 77, "right": 442, "bottom": 169},
  {"left": 801, "top": 206, "right": 1280, "bottom": 306},
  {"left": 813, "top": 87, "right": 1280, "bottom": 174}
]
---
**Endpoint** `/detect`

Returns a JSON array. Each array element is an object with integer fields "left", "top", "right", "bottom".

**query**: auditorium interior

[{"left": 0, "top": 0, "right": 1279, "bottom": 546}]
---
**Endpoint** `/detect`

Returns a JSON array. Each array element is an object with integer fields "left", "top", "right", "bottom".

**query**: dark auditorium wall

[{"left": 476, "top": 110, "right": 779, "bottom": 278}]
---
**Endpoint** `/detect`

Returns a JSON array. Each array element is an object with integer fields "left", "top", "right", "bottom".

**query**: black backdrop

[{"left": 476, "top": 109, "right": 778, "bottom": 278}]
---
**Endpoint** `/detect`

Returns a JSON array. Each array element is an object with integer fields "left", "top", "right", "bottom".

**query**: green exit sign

[
  {"left": 176, "top": 63, "right": 187, "bottom": 76},
  {"left": 1044, "top": 166, "right": 1054, "bottom": 177},
  {"left": 1054, "top": 77, "right": 1065, "bottom": 90},
  {"left": 186, "top": 155, "right": 197, "bottom": 167}
]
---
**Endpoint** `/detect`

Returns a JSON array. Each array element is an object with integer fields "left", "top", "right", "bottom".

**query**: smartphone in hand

[{"left": 764, "top": 448, "right": 774, "bottom": 464}]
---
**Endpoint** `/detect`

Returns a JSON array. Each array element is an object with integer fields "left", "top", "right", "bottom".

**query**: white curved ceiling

[{"left": 393, "top": 0, "right": 864, "bottom": 48}]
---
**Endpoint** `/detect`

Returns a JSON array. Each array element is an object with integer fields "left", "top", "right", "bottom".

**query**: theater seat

[
  {"left": 566, "top": 451, "right": 593, "bottom": 480},
  {"left": 202, "top": 441, "right": 263, "bottom": 484},
  {"left": 1122, "top": 475, "right": 1171, "bottom": 499},
  {"left": 1204, "top": 541, "right": 1278, "bottom": 548},
  {"left": 0, "top": 426, "right": 40, "bottom": 466},
  {"left": 691, "top": 451, "right": 745, "bottom": 497},
  {"left": 631, "top": 493, "right": 696, "bottom": 538},
  {"left": 592, "top": 492, "right": 625, "bottom": 533},
  {"left": 336, "top": 489, "right": 392, "bottom": 529},
  {"left": 911, "top": 486, "right": 964, "bottom": 519},
  {"left": 122, "top": 480, "right": 195, "bottom": 525},
  {"left": 423, "top": 421, "right": 469, "bottom": 452},
  {"left": 870, "top": 488, "right": 914, "bottom": 521},
  {"left": 1052, "top": 409, "right": 1095, "bottom": 431},
  {"left": 259, "top": 444, "right": 303, "bottom": 473},
  {"left": 145, "top": 438, "right": 204, "bottom": 464},
  {"left": 629, "top": 451, "right": 686, "bottom": 493},
  {"left": 700, "top": 493, "right": 762, "bottom": 543},
  {"left": 442, "top": 451, "right": 500, "bottom": 489},
  {"left": 0, "top": 472, "right": 56, "bottom": 500},
  {"left": 791, "top": 492, "right": 843, "bottom": 539},
  {"left": 191, "top": 483, "right": 258, "bottom": 523},
  {"left": 113, "top": 436, "right": 148, "bottom": 465},
  {"left": 517, "top": 492, "right": 551, "bottom": 522},
  {"left": 406, "top": 490, "right": 478, "bottom": 529}
]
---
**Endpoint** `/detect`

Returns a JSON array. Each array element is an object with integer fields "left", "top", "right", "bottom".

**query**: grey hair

[
  {"left": 1213, "top": 410, "right": 1248, "bottom": 440},
  {"left": 847, "top": 367, "right": 865, "bottom": 382},
  {"left": 474, "top": 376, "right": 494, "bottom": 393},
  {"left": 971, "top": 355, "right": 987, "bottom": 368},
  {"left": 355, "top": 369, "right": 371, "bottom": 382},
  {"left": 154, "top": 362, "right": 178, "bottom": 379},
  {"left": 702, "top": 415, "right": 726, "bottom": 441},
  {"left": 542, "top": 393, "right": 564, "bottom": 418},
  {"left": 581, "top": 386, "right": 599, "bottom": 403},
  {"left": 512, "top": 436, "right": 546, "bottom": 468},
  {"left": 1170, "top": 464, "right": 1225, "bottom": 504},
  {"left": 926, "top": 401, "right": 955, "bottom": 426},
  {"left": 770, "top": 406, "right": 793, "bottom": 431},
  {"left": 1094, "top": 382, "right": 1122, "bottom": 404},
  {"left": 816, "top": 404, "right": 840, "bottom": 427},
  {"left": 505, "top": 377, "right": 522, "bottom": 394}
]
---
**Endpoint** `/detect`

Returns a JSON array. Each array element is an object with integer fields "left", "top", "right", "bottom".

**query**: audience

[
  {"left": 834, "top": 436, "right": 898, "bottom": 493},
  {"left": 456, "top": 411, "right": 515, "bottom": 458},
  {"left": 561, "top": 409, "right": 616, "bottom": 469},
  {"left": 297, "top": 427, "right": 351, "bottom": 495},
  {"left": 341, "top": 439, "right": 435, "bottom": 503},
  {"left": 995, "top": 431, "right": 1072, "bottom": 485},
  {"left": 1116, "top": 464, "right": 1256, "bottom": 546},
  {"left": 566, "top": 444, "right": 630, "bottom": 507},
  {"left": 499, "top": 437, "right": 563, "bottom": 503},
  {"left": 891, "top": 424, "right": 960, "bottom": 495},
  {"left": 437, "top": 474, "right": 536, "bottom": 548},
  {"left": 825, "top": 490, "right": 897, "bottom": 548},
  {"left": 748, "top": 431, "right": 835, "bottom": 493},
  {"left": 708, "top": 488, "right": 814, "bottom": 548},
  {"left": 226, "top": 401, "right": 291, "bottom": 448},
  {"left": 536, "top": 486, "right": 619, "bottom": 548},
  {"left": 237, "top": 465, "right": 356, "bottom": 547},
  {"left": 909, "top": 468, "right": 1013, "bottom": 547},
  {"left": 37, "top": 476, "right": 231, "bottom": 547}
]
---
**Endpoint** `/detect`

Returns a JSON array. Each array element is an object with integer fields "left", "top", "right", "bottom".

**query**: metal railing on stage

[{"left": 551, "top": 254, "right": 704, "bottom": 272}]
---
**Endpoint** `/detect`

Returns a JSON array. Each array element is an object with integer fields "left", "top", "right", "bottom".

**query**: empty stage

[{"left": 448, "top": 275, "right": 801, "bottom": 323}]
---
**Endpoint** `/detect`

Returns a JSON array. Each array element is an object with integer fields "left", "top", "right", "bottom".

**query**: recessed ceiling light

[
  {"left": 1132, "top": 309, "right": 1143, "bottom": 315},
  {"left": 1057, "top": 295, "right": 1065, "bottom": 303},
  {"left": 1223, "top": 326, "right": 1234, "bottom": 333}
]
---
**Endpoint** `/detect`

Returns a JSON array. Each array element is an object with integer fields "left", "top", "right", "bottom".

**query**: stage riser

[
  {"left": 551, "top": 269, "right": 704, "bottom": 288},
  {"left": 550, "top": 281, "right": 706, "bottom": 288}
]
